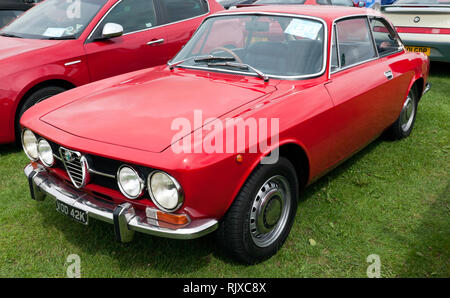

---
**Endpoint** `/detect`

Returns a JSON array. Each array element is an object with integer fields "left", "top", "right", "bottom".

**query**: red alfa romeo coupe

[{"left": 21, "top": 5, "right": 430, "bottom": 264}]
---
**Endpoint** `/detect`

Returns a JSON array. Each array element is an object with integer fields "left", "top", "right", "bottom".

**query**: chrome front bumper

[
  {"left": 24, "top": 164, "right": 218, "bottom": 242},
  {"left": 423, "top": 82, "right": 431, "bottom": 96}
]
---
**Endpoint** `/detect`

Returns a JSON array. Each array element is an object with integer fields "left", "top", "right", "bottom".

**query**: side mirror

[
  {"left": 355, "top": 1, "right": 366, "bottom": 7},
  {"left": 101, "top": 23, "right": 123, "bottom": 39}
]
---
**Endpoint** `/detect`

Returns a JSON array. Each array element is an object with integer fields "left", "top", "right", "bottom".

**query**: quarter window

[
  {"left": 160, "top": 0, "right": 208, "bottom": 24},
  {"left": 335, "top": 17, "right": 377, "bottom": 68},
  {"left": 331, "top": 25, "right": 339, "bottom": 71},
  {"left": 98, "top": 0, "right": 157, "bottom": 35},
  {"left": 370, "top": 18, "right": 402, "bottom": 56}
]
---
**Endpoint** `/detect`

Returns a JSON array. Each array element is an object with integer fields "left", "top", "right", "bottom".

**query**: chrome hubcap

[
  {"left": 250, "top": 175, "right": 291, "bottom": 248},
  {"left": 400, "top": 95, "right": 415, "bottom": 132}
]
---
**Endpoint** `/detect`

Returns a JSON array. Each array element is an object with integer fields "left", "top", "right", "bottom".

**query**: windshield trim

[{"left": 170, "top": 12, "right": 328, "bottom": 81}]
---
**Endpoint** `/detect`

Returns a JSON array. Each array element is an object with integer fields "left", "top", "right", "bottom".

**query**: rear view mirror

[
  {"left": 101, "top": 23, "right": 124, "bottom": 39},
  {"left": 245, "top": 21, "right": 270, "bottom": 32}
]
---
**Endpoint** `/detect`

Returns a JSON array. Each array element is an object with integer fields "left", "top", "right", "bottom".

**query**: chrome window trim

[
  {"left": 86, "top": 0, "right": 210, "bottom": 42},
  {"left": 329, "top": 14, "right": 389, "bottom": 77},
  {"left": 367, "top": 15, "right": 380, "bottom": 59},
  {"left": 329, "top": 23, "right": 340, "bottom": 76},
  {"left": 367, "top": 16, "right": 404, "bottom": 59},
  {"left": 172, "top": 12, "right": 328, "bottom": 81}
]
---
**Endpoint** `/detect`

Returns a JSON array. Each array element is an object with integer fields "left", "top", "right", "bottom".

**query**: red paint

[
  {"left": 0, "top": 0, "right": 223, "bottom": 143},
  {"left": 21, "top": 6, "right": 429, "bottom": 222},
  {"left": 395, "top": 26, "right": 450, "bottom": 35}
]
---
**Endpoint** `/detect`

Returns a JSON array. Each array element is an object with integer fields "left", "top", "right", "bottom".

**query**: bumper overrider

[{"left": 24, "top": 163, "right": 218, "bottom": 242}]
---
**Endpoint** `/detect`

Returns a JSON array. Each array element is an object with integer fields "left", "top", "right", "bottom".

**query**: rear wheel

[
  {"left": 216, "top": 157, "right": 299, "bottom": 264},
  {"left": 386, "top": 86, "right": 418, "bottom": 140},
  {"left": 15, "top": 86, "right": 67, "bottom": 144}
]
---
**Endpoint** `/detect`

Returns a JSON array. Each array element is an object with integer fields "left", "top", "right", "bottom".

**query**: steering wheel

[{"left": 209, "top": 47, "right": 243, "bottom": 64}]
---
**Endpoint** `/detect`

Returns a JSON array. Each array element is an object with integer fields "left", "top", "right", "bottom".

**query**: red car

[
  {"left": 0, "top": 0, "right": 222, "bottom": 144},
  {"left": 21, "top": 5, "right": 430, "bottom": 264}
]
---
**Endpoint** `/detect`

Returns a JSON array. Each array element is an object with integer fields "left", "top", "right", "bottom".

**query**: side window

[
  {"left": 160, "top": 0, "right": 208, "bottom": 24},
  {"left": 98, "top": 0, "right": 157, "bottom": 35},
  {"left": 331, "top": 25, "right": 339, "bottom": 71},
  {"left": 335, "top": 17, "right": 377, "bottom": 68},
  {"left": 370, "top": 18, "right": 402, "bottom": 56},
  {"left": 317, "top": 0, "right": 355, "bottom": 7}
]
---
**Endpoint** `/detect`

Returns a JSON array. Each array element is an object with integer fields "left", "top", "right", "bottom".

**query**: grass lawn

[{"left": 0, "top": 63, "right": 448, "bottom": 278}]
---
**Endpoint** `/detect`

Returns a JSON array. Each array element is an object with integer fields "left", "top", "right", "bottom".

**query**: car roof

[
  {"left": 214, "top": 5, "right": 380, "bottom": 23},
  {"left": 0, "top": 0, "right": 33, "bottom": 11}
]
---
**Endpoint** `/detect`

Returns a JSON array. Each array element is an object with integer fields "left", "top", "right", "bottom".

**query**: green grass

[{"left": 0, "top": 63, "right": 448, "bottom": 278}]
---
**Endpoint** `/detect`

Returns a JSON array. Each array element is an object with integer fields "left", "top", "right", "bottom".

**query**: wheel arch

[{"left": 13, "top": 79, "right": 77, "bottom": 139}]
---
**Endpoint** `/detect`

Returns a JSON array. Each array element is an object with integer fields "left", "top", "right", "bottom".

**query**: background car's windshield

[
  {"left": 393, "top": 0, "right": 450, "bottom": 4},
  {"left": 172, "top": 15, "right": 325, "bottom": 78},
  {"left": 0, "top": 0, "right": 107, "bottom": 39},
  {"left": 0, "top": 10, "right": 23, "bottom": 28}
]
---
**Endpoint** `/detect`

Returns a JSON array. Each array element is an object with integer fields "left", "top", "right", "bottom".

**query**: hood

[
  {"left": 40, "top": 69, "right": 278, "bottom": 153},
  {"left": 0, "top": 36, "right": 61, "bottom": 61}
]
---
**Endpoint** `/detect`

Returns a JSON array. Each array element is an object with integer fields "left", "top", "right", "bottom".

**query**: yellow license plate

[{"left": 405, "top": 46, "right": 431, "bottom": 56}]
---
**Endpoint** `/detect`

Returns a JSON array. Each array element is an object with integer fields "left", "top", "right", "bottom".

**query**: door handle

[
  {"left": 384, "top": 70, "right": 393, "bottom": 80},
  {"left": 147, "top": 38, "right": 165, "bottom": 46}
]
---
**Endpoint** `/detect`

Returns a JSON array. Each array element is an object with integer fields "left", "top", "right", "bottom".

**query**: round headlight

[
  {"left": 117, "top": 166, "right": 144, "bottom": 199},
  {"left": 21, "top": 129, "right": 38, "bottom": 161},
  {"left": 148, "top": 171, "right": 184, "bottom": 212},
  {"left": 37, "top": 139, "right": 54, "bottom": 167}
]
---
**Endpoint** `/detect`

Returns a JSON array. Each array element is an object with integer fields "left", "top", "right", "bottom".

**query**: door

[
  {"left": 158, "top": 0, "right": 210, "bottom": 60},
  {"left": 369, "top": 17, "right": 414, "bottom": 124},
  {"left": 325, "top": 17, "right": 399, "bottom": 162},
  {"left": 84, "top": 0, "right": 169, "bottom": 82}
]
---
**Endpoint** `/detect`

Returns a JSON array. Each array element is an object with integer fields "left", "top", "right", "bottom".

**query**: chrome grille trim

[{"left": 59, "top": 147, "right": 90, "bottom": 189}]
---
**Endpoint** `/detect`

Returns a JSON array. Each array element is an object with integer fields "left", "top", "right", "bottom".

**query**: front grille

[
  {"left": 59, "top": 147, "right": 87, "bottom": 188},
  {"left": 45, "top": 139, "right": 153, "bottom": 198}
]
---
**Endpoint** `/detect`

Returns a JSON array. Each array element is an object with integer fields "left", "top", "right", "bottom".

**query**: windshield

[
  {"left": 171, "top": 15, "right": 325, "bottom": 78},
  {"left": 0, "top": 0, "right": 107, "bottom": 39},
  {"left": 393, "top": 0, "right": 450, "bottom": 4},
  {"left": 0, "top": 10, "right": 23, "bottom": 28}
]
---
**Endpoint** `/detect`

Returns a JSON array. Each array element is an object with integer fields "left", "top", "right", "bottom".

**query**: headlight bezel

[
  {"left": 37, "top": 138, "right": 55, "bottom": 167},
  {"left": 148, "top": 171, "right": 184, "bottom": 213},
  {"left": 21, "top": 129, "right": 39, "bottom": 161},
  {"left": 116, "top": 165, "right": 145, "bottom": 200}
]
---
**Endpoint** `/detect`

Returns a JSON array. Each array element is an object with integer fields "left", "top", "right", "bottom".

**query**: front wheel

[
  {"left": 386, "top": 86, "right": 418, "bottom": 140},
  {"left": 15, "top": 86, "right": 67, "bottom": 144},
  {"left": 216, "top": 157, "right": 299, "bottom": 264}
]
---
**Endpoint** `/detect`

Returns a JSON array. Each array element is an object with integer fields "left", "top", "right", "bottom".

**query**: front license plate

[
  {"left": 56, "top": 200, "right": 88, "bottom": 225},
  {"left": 405, "top": 46, "right": 431, "bottom": 56}
]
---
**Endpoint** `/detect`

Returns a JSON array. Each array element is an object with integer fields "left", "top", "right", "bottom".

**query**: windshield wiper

[
  {"left": 0, "top": 33, "right": 23, "bottom": 38},
  {"left": 44, "top": 35, "right": 76, "bottom": 40},
  {"left": 207, "top": 62, "right": 269, "bottom": 82},
  {"left": 168, "top": 55, "right": 235, "bottom": 70}
]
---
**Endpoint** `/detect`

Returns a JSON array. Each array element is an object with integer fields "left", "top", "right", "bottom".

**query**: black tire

[
  {"left": 386, "top": 86, "right": 418, "bottom": 140},
  {"left": 216, "top": 157, "right": 299, "bottom": 264},
  {"left": 15, "top": 86, "right": 67, "bottom": 144}
]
